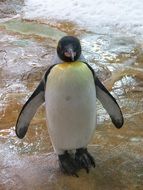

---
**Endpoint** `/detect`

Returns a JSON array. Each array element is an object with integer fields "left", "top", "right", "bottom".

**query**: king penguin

[{"left": 16, "top": 36, "right": 124, "bottom": 177}]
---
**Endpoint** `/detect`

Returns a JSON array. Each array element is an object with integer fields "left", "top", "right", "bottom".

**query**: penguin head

[{"left": 57, "top": 36, "right": 81, "bottom": 62}]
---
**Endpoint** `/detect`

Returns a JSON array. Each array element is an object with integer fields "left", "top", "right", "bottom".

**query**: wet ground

[{"left": 0, "top": 1, "right": 143, "bottom": 190}]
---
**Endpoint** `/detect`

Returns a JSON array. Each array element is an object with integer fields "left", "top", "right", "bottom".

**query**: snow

[{"left": 24, "top": 0, "right": 143, "bottom": 35}]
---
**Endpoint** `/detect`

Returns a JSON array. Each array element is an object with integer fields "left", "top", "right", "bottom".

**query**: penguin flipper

[
  {"left": 16, "top": 80, "right": 45, "bottom": 139},
  {"left": 95, "top": 77, "right": 124, "bottom": 128}
]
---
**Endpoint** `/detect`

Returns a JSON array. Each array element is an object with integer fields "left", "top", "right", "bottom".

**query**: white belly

[{"left": 45, "top": 62, "right": 96, "bottom": 154}]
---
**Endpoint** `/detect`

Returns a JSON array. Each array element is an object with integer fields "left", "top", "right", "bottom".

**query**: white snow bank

[{"left": 24, "top": 0, "right": 143, "bottom": 34}]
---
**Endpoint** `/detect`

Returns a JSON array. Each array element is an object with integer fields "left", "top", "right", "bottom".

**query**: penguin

[{"left": 16, "top": 36, "right": 124, "bottom": 177}]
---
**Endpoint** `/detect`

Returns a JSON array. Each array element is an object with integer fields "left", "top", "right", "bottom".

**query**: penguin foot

[
  {"left": 58, "top": 151, "right": 79, "bottom": 177},
  {"left": 75, "top": 148, "right": 95, "bottom": 173}
]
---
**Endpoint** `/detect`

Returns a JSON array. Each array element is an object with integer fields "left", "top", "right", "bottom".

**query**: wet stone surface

[
  {"left": 0, "top": 0, "right": 24, "bottom": 18},
  {"left": 0, "top": 2, "right": 143, "bottom": 190}
]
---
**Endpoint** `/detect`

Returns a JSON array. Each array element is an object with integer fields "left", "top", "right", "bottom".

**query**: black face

[{"left": 57, "top": 36, "right": 82, "bottom": 62}]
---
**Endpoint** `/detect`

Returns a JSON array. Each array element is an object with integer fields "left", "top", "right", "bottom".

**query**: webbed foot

[
  {"left": 75, "top": 148, "right": 95, "bottom": 173},
  {"left": 58, "top": 151, "right": 79, "bottom": 177}
]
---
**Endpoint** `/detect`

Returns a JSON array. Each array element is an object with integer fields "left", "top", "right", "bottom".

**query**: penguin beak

[{"left": 64, "top": 48, "right": 76, "bottom": 61}]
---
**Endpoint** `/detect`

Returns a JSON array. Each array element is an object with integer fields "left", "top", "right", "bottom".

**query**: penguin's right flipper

[
  {"left": 16, "top": 64, "right": 56, "bottom": 139},
  {"left": 16, "top": 79, "right": 45, "bottom": 139}
]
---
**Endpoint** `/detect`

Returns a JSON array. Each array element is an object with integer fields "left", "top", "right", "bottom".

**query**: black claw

[
  {"left": 86, "top": 151, "right": 96, "bottom": 168},
  {"left": 75, "top": 148, "right": 95, "bottom": 173},
  {"left": 73, "top": 172, "right": 79, "bottom": 178},
  {"left": 58, "top": 151, "right": 79, "bottom": 177},
  {"left": 81, "top": 155, "right": 89, "bottom": 173}
]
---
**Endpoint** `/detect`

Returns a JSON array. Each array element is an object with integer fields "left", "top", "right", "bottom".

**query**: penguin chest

[{"left": 45, "top": 62, "right": 96, "bottom": 150}]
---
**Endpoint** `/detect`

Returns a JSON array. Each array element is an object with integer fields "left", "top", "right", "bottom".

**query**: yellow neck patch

[
  {"left": 57, "top": 61, "right": 84, "bottom": 69},
  {"left": 47, "top": 61, "right": 94, "bottom": 90},
  {"left": 51, "top": 61, "right": 91, "bottom": 77}
]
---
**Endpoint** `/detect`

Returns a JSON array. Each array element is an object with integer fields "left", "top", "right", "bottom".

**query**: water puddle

[{"left": 0, "top": 19, "right": 66, "bottom": 41}]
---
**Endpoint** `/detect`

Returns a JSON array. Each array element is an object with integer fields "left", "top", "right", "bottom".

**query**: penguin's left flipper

[
  {"left": 95, "top": 77, "right": 124, "bottom": 128},
  {"left": 16, "top": 79, "right": 45, "bottom": 139}
]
